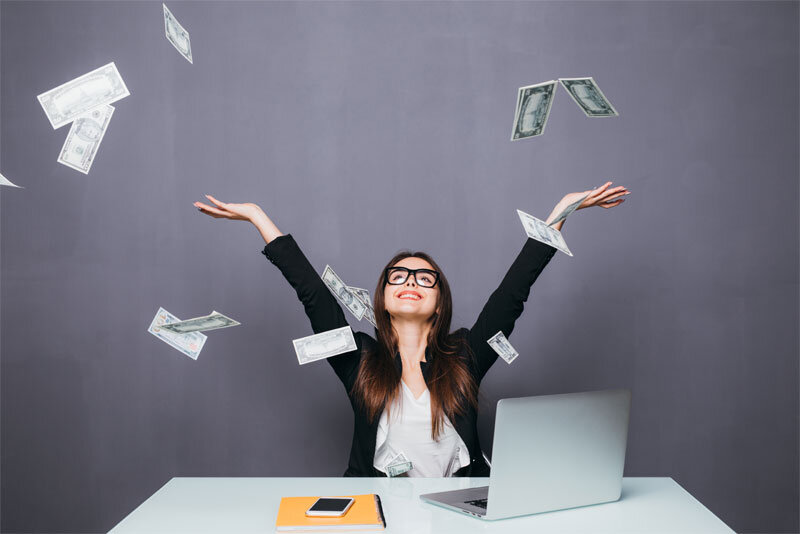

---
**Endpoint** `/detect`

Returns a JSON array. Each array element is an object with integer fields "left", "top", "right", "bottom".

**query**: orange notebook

[{"left": 275, "top": 494, "right": 386, "bottom": 532}]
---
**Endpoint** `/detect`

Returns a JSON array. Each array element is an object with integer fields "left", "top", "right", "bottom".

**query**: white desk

[{"left": 109, "top": 477, "right": 735, "bottom": 533}]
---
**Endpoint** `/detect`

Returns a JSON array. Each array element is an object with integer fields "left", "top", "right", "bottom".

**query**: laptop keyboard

[{"left": 464, "top": 498, "right": 487, "bottom": 510}]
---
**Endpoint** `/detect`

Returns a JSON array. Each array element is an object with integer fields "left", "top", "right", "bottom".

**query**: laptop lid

[{"left": 484, "top": 388, "right": 631, "bottom": 520}]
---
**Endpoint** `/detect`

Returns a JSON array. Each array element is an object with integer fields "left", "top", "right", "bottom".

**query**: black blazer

[{"left": 262, "top": 234, "right": 556, "bottom": 477}]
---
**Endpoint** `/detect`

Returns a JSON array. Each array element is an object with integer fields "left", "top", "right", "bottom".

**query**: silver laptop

[{"left": 419, "top": 388, "right": 631, "bottom": 521}]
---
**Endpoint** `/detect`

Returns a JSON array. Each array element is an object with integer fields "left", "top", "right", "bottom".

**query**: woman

[{"left": 194, "top": 182, "right": 629, "bottom": 477}]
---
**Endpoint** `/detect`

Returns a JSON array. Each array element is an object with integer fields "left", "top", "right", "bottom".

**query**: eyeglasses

[{"left": 384, "top": 267, "right": 440, "bottom": 288}]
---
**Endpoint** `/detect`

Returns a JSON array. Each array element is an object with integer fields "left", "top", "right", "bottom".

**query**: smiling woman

[
  {"left": 356, "top": 251, "right": 478, "bottom": 477},
  {"left": 193, "top": 183, "right": 629, "bottom": 477}
]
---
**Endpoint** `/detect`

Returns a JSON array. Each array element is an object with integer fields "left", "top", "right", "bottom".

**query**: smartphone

[{"left": 305, "top": 497, "right": 355, "bottom": 517}]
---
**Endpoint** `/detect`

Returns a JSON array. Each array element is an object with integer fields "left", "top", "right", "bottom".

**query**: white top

[{"left": 373, "top": 380, "right": 470, "bottom": 477}]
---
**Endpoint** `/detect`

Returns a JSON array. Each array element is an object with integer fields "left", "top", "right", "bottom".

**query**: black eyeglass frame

[{"left": 383, "top": 267, "right": 440, "bottom": 288}]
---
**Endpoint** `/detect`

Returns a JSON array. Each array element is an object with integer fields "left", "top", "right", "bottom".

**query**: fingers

[
  {"left": 195, "top": 200, "right": 222, "bottom": 212},
  {"left": 587, "top": 183, "right": 611, "bottom": 200},
  {"left": 194, "top": 201, "right": 235, "bottom": 218},
  {"left": 601, "top": 198, "right": 625, "bottom": 209},
  {"left": 205, "top": 194, "right": 228, "bottom": 209},
  {"left": 600, "top": 189, "right": 630, "bottom": 203},
  {"left": 205, "top": 194, "right": 252, "bottom": 219},
  {"left": 196, "top": 206, "right": 225, "bottom": 218},
  {"left": 591, "top": 181, "right": 612, "bottom": 195},
  {"left": 594, "top": 186, "right": 628, "bottom": 203},
  {"left": 197, "top": 207, "right": 224, "bottom": 218}
]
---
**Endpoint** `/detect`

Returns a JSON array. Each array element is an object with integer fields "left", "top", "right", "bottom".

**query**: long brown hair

[{"left": 351, "top": 251, "right": 477, "bottom": 440}]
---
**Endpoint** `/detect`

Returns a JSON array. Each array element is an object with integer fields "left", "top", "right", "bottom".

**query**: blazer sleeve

[
  {"left": 262, "top": 234, "right": 362, "bottom": 388},
  {"left": 466, "top": 238, "right": 557, "bottom": 382}
]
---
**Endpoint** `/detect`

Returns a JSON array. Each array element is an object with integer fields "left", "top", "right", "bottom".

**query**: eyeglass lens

[{"left": 387, "top": 268, "right": 437, "bottom": 287}]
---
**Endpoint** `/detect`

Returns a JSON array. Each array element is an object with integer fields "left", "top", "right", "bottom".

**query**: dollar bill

[
  {"left": 163, "top": 3, "right": 193, "bottom": 64},
  {"left": 511, "top": 80, "right": 557, "bottom": 141},
  {"left": 559, "top": 77, "right": 618, "bottom": 117},
  {"left": 348, "top": 286, "right": 377, "bottom": 327},
  {"left": 347, "top": 286, "right": 372, "bottom": 307},
  {"left": 322, "top": 266, "right": 366, "bottom": 320},
  {"left": 0, "top": 173, "right": 22, "bottom": 188},
  {"left": 292, "top": 325, "right": 357, "bottom": 365},
  {"left": 547, "top": 190, "right": 593, "bottom": 227},
  {"left": 158, "top": 310, "right": 240, "bottom": 334},
  {"left": 37, "top": 62, "right": 130, "bottom": 129},
  {"left": 386, "top": 451, "right": 410, "bottom": 466},
  {"left": 57, "top": 104, "right": 114, "bottom": 174},
  {"left": 387, "top": 461, "right": 413, "bottom": 477},
  {"left": 147, "top": 307, "right": 207, "bottom": 360},
  {"left": 487, "top": 331, "right": 519, "bottom": 364},
  {"left": 385, "top": 451, "right": 412, "bottom": 477},
  {"left": 517, "top": 209, "right": 572, "bottom": 257},
  {"left": 362, "top": 306, "right": 377, "bottom": 328}
]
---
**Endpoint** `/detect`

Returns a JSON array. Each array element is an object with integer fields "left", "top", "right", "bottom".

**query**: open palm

[{"left": 194, "top": 195, "right": 263, "bottom": 222}]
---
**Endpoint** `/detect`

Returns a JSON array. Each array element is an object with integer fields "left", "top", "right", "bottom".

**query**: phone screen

[{"left": 308, "top": 498, "right": 353, "bottom": 513}]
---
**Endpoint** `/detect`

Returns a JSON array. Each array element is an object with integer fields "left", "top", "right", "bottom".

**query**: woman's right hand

[
  {"left": 194, "top": 195, "right": 265, "bottom": 222},
  {"left": 194, "top": 195, "right": 283, "bottom": 244}
]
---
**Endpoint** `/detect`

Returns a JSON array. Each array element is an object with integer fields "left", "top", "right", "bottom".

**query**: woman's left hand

[{"left": 547, "top": 181, "right": 630, "bottom": 230}]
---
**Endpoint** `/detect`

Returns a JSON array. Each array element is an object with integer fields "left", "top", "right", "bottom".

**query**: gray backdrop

[{"left": 1, "top": 1, "right": 797, "bottom": 533}]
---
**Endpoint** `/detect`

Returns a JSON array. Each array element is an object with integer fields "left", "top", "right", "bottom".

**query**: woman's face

[{"left": 382, "top": 256, "right": 440, "bottom": 322}]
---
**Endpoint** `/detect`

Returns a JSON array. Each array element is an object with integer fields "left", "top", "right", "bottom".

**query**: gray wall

[{"left": 1, "top": 1, "right": 797, "bottom": 532}]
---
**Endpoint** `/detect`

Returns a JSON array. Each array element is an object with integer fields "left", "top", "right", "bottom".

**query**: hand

[
  {"left": 546, "top": 181, "right": 630, "bottom": 230},
  {"left": 194, "top": 195, "right": 283, "bottom": 244},
  {"left": 194, "top": 195, "right": 265, "bottom": 222},
  {"left": 574, "top": 181, "right": 629, "bottom": 210}
]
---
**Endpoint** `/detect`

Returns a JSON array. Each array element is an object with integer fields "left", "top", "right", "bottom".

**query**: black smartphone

[{"left": 305, "top": 497, "right": 355, "bottom": 517}]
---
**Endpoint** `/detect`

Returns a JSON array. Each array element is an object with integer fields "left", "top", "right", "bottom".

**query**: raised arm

[
  {"left": 466, "top": 182, "right": 630, "bottom": 381},
  {"left": 194, "top": 195, "right": 362, "bottom": 387},
  {"left": 466, "top": 239, "right": 556, "bottom": 382}
]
